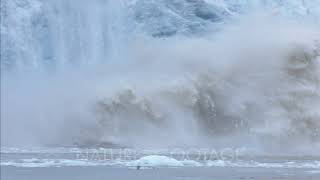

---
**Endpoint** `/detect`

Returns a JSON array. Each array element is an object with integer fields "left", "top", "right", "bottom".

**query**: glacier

[{"left": 2, "top": 0, "right": 320, "bottom": 70}]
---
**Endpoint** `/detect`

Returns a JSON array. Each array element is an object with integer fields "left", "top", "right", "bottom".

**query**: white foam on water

[
  {"left": 0, "top": 158, "right": 119, "bottom": 168},
  {"left": 307, "top": 170, "right": 320, "bottom": 174},
  {"left": 1, "top": 155, "right": 320, "bottom": 169},
  {"left": 206, "top": 160, "right": 320, "bottom": 169}
]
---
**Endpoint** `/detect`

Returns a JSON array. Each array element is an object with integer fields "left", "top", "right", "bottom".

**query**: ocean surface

[{"left": 1, "top": 147, "right": 320, "bottom": 179}]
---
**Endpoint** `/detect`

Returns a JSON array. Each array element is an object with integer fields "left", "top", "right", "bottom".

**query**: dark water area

[{"left": 2, "top": 166, "right": 320, "bottom": 180}]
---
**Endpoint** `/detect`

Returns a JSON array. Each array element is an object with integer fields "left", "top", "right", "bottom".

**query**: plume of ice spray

[{"left": 82, "top": 14, "right": 320, "bottom": 150}]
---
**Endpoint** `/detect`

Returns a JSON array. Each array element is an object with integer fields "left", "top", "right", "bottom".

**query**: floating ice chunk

[{"left": 127, "top": 155, "right": 184, "bottom": 167}]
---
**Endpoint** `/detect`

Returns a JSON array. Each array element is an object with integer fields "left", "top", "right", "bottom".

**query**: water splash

[{"left": 1, "top": 0, "right": 320, "bottom": 154}]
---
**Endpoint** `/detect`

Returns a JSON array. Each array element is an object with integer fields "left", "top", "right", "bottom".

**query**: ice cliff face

[
  {"left": 0, "top": 0, "right": 229, "bottom": 70},
  {"left": 130, "top": 0, "right": 320, "bottom": 37},
  {"left": 1, "top": 0, "right": 44, "bottom": 70},
  {"left": 129, "top": 0, "right": 230, "bottom": 37},
  {"left": 1, "top": 0, "right": 320, "bottom": 70}
]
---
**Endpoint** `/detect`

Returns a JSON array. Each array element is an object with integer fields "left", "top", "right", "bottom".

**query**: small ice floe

[
  {"left": 127, "top": 155, "right": 184, "bottom": 167},
  {"left": 127, "top": 155, "right": 200, "bottom": 168}
]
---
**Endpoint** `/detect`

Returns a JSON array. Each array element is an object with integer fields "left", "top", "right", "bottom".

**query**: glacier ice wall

[{"left": 2, "top": 0, "right": 319, "bottom": 71}]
